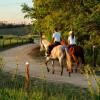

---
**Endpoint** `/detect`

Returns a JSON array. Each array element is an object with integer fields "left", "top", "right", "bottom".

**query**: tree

[{"left": 21, "top": 0, "right": 100, "bottom": 43}]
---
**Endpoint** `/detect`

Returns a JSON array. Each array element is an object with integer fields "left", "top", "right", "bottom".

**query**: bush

[
  {"left": 29, "top": 37, "right": 34, "bottom": 43},
  {"left": 0, "top": 36, "right": 3, "bottom": 39}
]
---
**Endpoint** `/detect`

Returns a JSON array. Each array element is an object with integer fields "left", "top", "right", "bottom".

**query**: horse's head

[
  {"left": 40, "top": 39, "right": 50, "bottom": 52},
  {"left": 40, "top": 41, "right": 45, "bottom": 51}
]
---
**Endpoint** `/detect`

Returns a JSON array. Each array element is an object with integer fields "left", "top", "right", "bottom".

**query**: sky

[{"left": 0, "top": 0, "right": 32, "bottom": 24}]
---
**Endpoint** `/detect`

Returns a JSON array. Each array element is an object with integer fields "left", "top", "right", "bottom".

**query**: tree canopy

[{"left": 21, "top": 0, "right": 100, "bottom": 44}]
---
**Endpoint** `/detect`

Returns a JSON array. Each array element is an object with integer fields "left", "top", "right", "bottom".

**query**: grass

[
  {"left": 0, "top": 48, "right": 100, "bottom": 100},
  {"left": 84, "top": 65, "right": 100, "bottom": 100},
  {"left": 0, "top": 59, "right": 99, "bottom": 100},
  {"left": 0, "top": 36, "right": 35, "bottom": 51},
  {"left": 0, "top": 71, "right": 93, "bottom": 100},
  {"left": 0, "top": 38, "right": 29, "bottom": 46}
]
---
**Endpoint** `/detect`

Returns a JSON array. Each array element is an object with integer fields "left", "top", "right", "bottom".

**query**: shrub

[{"left": 0, "top": 36, "right": 3, "bottom": 39}]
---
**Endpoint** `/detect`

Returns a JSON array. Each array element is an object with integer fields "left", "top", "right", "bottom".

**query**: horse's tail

[{"left": 65, "top": 48, "right": 72, "bottom": 75}]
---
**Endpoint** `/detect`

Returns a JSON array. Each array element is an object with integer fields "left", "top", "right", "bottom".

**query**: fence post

[
  {"left": 17, "top": 38, "right": 18, "bottom": 45},
  {"left": 10, "top": 39, "right": 12, "bottom": 45},
  {"left": 25, "top": 62, "right": 30, "bottom": 90},
  {"left": 22, "top": 39, "right": 23, "bottom": 44},
  {"left": 2, "top": 39, "right": 4, "bottom": 47}
]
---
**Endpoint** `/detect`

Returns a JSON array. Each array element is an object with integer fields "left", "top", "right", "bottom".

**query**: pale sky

[{"left": 0, "top": 0, "right": 32, "bottom": 24}]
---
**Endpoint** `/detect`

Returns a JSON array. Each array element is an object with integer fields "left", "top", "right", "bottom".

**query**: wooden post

[
  {"left": 9, "top": 38, "right": 12, "bottom": 46},
  {"left": 17, "top": 38, "right": 18, "bottom": 45},
  {"left": 25, "top": 62, "right": 30, "bottom": 90},
  {"left": 2, "top": 39, "right": 4, "bottom": 47},
  {"left": 22, "top": 39, "right": 23, "bottom": 44}
]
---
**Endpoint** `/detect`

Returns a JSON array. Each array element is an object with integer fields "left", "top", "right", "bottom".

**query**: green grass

[
  {"left": 0, "top": 70, "right": 96, "bottom": 100},
  {"left": 0, "top": 35, "right": 39, "bottom": 47},
  {"left": 0, "top": 39, "right": 29, "bottom": 45},
  {"left": 0, "top": 36, "right": 34, "bottom": 51}
]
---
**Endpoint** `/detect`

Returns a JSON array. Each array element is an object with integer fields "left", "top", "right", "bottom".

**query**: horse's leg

[
  {"left": 45, "top": 57, "right": 50, "bottom": 72},
  {"left": 71, "top": 54, "right": 79, "bottom": 73},
  {"left": 51, "top": 60, "right": 55, "bottom": 74},
  {"left": 69, "top": 48, "right": 78, "bottom": 73}
]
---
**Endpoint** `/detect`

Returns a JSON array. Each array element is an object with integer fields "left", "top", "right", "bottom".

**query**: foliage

[
  {"left": 21, "top": 0, "right": 100, "bottom": 40},
  {"left": 84, "top": 65, "right": 100, "bottom": 100},
  {"left": 0, "top": 71, "right": 95, "bottom": 100}
]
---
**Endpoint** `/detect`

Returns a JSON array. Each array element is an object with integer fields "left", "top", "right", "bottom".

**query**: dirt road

[{"left": 0, "top": 43, "right": 99, "bottom": 89}]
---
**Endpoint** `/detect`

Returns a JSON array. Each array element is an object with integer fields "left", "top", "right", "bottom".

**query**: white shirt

[
  {"left": 53, "top": 32, "right": 61, "bottom": 42},
  {"left": 68, "top": 35, "right": 76, "bottom": 45}
]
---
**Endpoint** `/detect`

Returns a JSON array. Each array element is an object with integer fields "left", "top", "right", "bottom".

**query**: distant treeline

[
  {"left": 0, "top": 23, "right": 31, "bottom": 29},
  {"left": 0, "top": 24, "right": 32, "bottom": 36}
]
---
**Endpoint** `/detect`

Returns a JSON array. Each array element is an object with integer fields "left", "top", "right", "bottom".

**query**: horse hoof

[
  {"left": 61, "top": 73, "right": 63, "bottom": 76},
  {"left": 71, "top": 69, "right": 73, "bottom": 73},
  {"left": 48, "top": 70, "right": 49, "bottom": 72},
  {"left": 69, "top": 72, "right": 71, "bottom": 77},
  {"left": 52, "top": 71, "right": 55, "bottom": 74},
  {"left": 47, "top": 68, "right": 50, "bottom": 72},
  {"left": 45, "top": 62, "right": 47, "bottom": 66},
  {"left": 75, "top": 69, "right": 77, "bottom": 73}
]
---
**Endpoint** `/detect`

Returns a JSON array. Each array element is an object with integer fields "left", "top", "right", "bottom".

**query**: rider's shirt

[
  {"left": 68, "top": 35, "right": 76, "bottom": 45},
  {"left": 53, "top": 32, "right": 61, "bottom": 42}
]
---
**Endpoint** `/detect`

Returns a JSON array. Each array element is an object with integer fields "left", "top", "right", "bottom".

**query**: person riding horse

[
  {"left": 46, "top": 27, "right": 61, "bottom": 56},
  {"left": 67, "top": 30, "right": 85, "bottom": 67},
  {"left": 40, "top": 30, "right": 72, "bottom": 76},
  {"left": 68, "top": 31, "right": 76, "bottom": 49}
]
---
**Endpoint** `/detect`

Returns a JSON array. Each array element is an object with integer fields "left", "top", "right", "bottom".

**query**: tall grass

[
  {"left": 0, "top": 56, "right": 5, "bottom": 71},
  {"left": 84, "top": 65, "right": 100, "bottom": 100},
  {"left": 0, "top": 57, "right": 100, "bottom": 100}
]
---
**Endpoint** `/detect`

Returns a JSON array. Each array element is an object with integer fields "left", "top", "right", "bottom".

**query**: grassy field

[
  {"left": 0, "top": 38, "right": 30, "bottom": 46},
  {"left": 0, "top": 70, "right": 94, "bottom": 100},
  {"left": 0, "top": 35, "right": 37, "bottom": 51}
]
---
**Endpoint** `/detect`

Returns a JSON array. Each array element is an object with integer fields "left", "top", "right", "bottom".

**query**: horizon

[{"left": 0, "top": 0, "right": 32, "bottom": 24}]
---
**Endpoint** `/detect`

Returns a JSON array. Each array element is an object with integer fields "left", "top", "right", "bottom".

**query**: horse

[
  {"left": 40, "top": 37, "right": 72, "bottom": 76},
  {"left": 61, "top": 39, "right": 85, "bottom": 72},
  {"left": 68, "top": 45, "right": 85, "bottom": 72}
]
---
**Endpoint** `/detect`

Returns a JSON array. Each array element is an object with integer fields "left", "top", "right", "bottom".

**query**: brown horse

[{"left": 61, "top": 39, "right": 85, "bottom": 72}]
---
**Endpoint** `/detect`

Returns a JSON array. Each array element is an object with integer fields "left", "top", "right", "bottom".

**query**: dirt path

[{"left": 0, "top": 43, "right": 99, "bottom": 89}]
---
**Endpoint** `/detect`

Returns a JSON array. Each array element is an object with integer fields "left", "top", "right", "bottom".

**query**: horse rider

[
  {"left": 68, "top": 31, "right": 76, "bottom": 49},
  {"left": 46, "top": 27, "right": 61, "bottom": 56}
]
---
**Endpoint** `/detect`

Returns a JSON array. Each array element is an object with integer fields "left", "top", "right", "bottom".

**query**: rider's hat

[{"left": 69, "top": 31, "right": 73, "bottom": 35}]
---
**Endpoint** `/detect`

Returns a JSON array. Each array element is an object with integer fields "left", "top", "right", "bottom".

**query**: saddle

[{"left": 46, "top": 43, "right": 60, "bottom": 56}]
